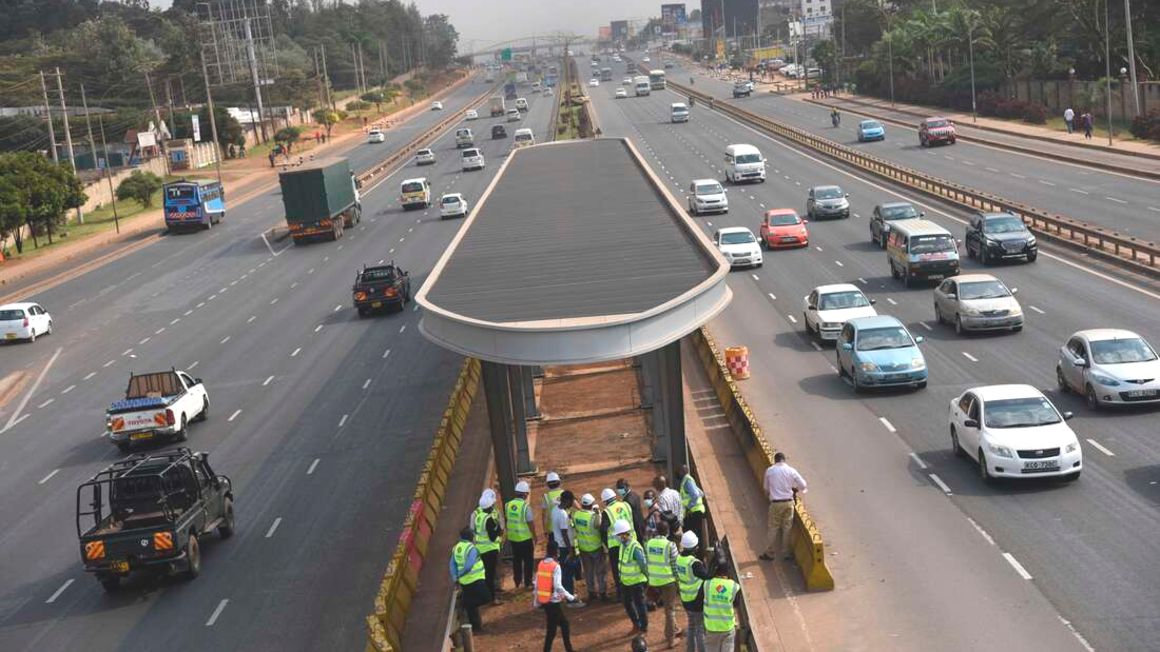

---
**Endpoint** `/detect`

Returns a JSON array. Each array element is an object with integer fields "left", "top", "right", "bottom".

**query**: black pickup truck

[
  {"left": 352, "top": 263, "right": 411, "bottom": 316},
  {"left": 77, "top": 448, "right": 234, "bottom": 591}
]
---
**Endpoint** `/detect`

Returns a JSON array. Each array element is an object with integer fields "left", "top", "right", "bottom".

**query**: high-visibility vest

[
  {"left": 605, "top": 501, "right": 635, "bottom": 548},
  {"left": 453, "top": 541, "right": 485, "bottom": 586},
  {"left": 543, "top": 488, "right": 563, "bottom": 511},
  {"left": 572, "top": 509, "right": 602, "bottom": 553},
  {"left": 676, "top": 555, "right": 704, "bottom": 603},
  {"left": 506, "top": 498, "right": 532, "bottom": 542},
  {"left": 473, "top": 508, "right": 500, "bottom": 554},
  {"left": 535, "top": 558, "right": 560, "bottom": 605},
  {"left": 646, "top": 537, "right": 676, "bottom": 586},
  {"left": 618, "top": 539, "right": 647, "bottom": 586},
  {"left": 681, "top": 475, "right": 705, "bottom": 515},
  {"left": 703, "top": 577, "right": 738, "bottom": 632}
]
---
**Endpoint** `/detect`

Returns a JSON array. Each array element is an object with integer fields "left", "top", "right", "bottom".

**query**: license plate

[
  {"left": 371, "top": 302, "right": 382, "bottom": 308},
  {"left": 130, "top": 432, "right": 153, "bottom": 441},
  {"left": 1127, "top": 390, "right": 1156, "bottom": 398},
  {"left": 1025, "top": 460, "right": 1059, "bottom": 470},
  {"left": 928, "top": 274, "right": 944, "bottom": 280},
  {"left": 111, "top": 560, "right": 130, "bottom": 573}
]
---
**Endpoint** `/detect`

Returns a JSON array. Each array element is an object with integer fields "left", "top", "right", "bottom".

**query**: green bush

[
  {"left": 1129, "top": 109, "right": 1160, "bottom": 141},
  {"left": 346, "top": 100, "right": 371, "bottom": 111},
  {"left": 116, "top": 170, "right": 163, "bottom": 208}
]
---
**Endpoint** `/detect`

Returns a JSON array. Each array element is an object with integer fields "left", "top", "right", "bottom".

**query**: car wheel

[
  {"left": 836, "top": 355, "right": 846, "bottom": 377},
  {"left": 980, "top": 246, "right": 989, "bottom": 265},
  {"left": 47, "top": 320, "right": 53, "bottom": 335},
  {"left": 951, "top": 426, "right": 966, "bottom": 457},
  {"left": 890, "top": 262, "right": 899, "bottom": 279},
  {"left": 934, "top": 304, "right": 943, "bottom": 325},
  {"left": 116, "top": 441, "right": 131, "bottom": 453},
  {"left": 218, "top": 498, "right": 235, "bottom": 539},
  {"left": 197, "top": 398, "right": 209, "bottom": 422},
  {"left": 955, "top": 315, "right": 965, "bottom": 335},
  {"left": 916, "top": 380, "right": 927, "bottom": 390},
  {"left": 184, "top": 535, "right": 201, "bottom": 579},
  {"left": 357, "top": 307, "right": 368, "bottom": 318},
  {"left": 27, "top": 328, "right": 36, "bottom": 343},
  {"left": 1085, "top": 384, "right": 1102, "bottom": 411},
  {"left": 1056, "top": 366, "right": 1069, "bottom": 393},
  {"left": 1026, "top": 252, "right": 1038, "bottom": 263},
  {"left": 175, "top": 415, "right": 188, "bottom": 443},
  {"left": 99, "top": 575, "right": 121, "bottom": 593},
  {"left": 978, "top": 449, "right": 995, "bottom": 484}
]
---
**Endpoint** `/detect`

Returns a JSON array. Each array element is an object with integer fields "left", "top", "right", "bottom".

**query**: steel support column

[
  {"left": 509, "top": 366, "right": 535, "bottom": 475},
  {"left": 520, "top": 365, "right": 540, "bottom": 420},
  {"left": 482, "top": 360, "right": 517, "bottom": 498},
  {"left": 658, "top": 340, "right": 687, "bottom": 478}
]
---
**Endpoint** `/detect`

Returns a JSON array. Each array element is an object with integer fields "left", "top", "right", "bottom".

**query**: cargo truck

[
  {"left": 504, "top": 82, "right": 517, "bottom": 100},
  {"left": 489, "top": 96, "right": 505, "bottom": 117},
  {"left": 278, "top": 158, "right": 362, "bottom": 243}
]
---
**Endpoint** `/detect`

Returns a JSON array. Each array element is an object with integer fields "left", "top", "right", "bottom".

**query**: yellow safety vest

[
  {"left": 676, "top": 555, "right": 704, "bottom": 603},
  {"left": 605, "top": 501, "right": 635, "bottom": 548},
  {"left": 453, "top": 540, "right": 485, "bottom": 586},
  {"left": 703, "top": 577, "right": 738, "bottom": 632},
  {"left": 473, "top": 508, "right": 500, "bottom": 554},
  {"left": 572, "top": 509, "right": 602, "bottom": 553},
  {"left": 618, "top": 539, "right": 647, "bottom": 586},
  {"left": 506, "top": 498, "right": 532, "bottom": 542},
  {"left": 681, "top": 475, "right": 705, "bottom": 515},
  {"left": 646, "top": 537, "right": 676, "bottom": 586},
  {"left": 543, "top": 488, "right": 563, "bottom": 511}
]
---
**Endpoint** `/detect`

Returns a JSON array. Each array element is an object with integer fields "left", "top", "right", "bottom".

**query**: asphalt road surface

[
  {"left": 589, "top": 57, "right": 1159, "bottom": 652},
  {"left": 0, "top": 77, "right": 554, "bottom": 651}
]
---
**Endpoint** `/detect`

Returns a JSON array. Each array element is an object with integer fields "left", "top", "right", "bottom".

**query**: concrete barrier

[
  {"left": 366, "top": 357, "right": 482, "bottom": 651},
  {"left": 690, "top": 328, "right": 835, "bottom": 592}
]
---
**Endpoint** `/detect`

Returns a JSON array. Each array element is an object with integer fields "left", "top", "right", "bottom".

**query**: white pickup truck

[{"left": 105, "top": 370, "right": 209, "bottom": 452}]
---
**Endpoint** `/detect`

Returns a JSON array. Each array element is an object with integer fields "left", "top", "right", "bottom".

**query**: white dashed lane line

[
  {"left": 767, "top": 293, "right": 776, "bottom": 300},
  {"left": 1002, "top": 552, "right": 1034, "bottom": 580},
  {"left": 1029, "top": 305, "right": 1046, "bottom": 314},
  {"left": 38, "top": 468, "right": 60, "bottom": 485},
  {"left": 787, "top": 315, "right": 798, "bottom": 324},
  {"left": 1105, "top": 197, "right": 1128, "bottom": 204},
  {"left": 265, "top": 518, "right": 282, "bottom": 538},
  {"left": 929, "top": 474, "right": 953, "bottom": 494},
  {"left": 399, "top": 324, "right": 407, "bottom": 333},
  {"left": 1086, "top": 439, "right": 1115, "bottom": 456},
  {"left": 188, "top": 361, "right": 199, "bottom": 370},
  {"left": 338, "top": 414, "right": 348, "bottom": 428},
  {"left": 307, "top": 458, "right": 320, "bottom": 475},
  {"left": 205, "top": 599, "right": 229, "bottom": 627},
  {"left": 84, "top": 372, "right": 96, "bottom": 380},
  {"left": 37, "top": 398, "right": 54, "bottom": 409},
  {"left": 886, "top": 298, "right": 897, "bottom": 306},
  {"left": 314, "top": 325, "right": 324, "bottom": 333},
  {"left": 878, "top": 417, "right": 896, "bottom": 433},
  {"left": 908, "top": 453, "right": 928, "bottom": 470},
  {"left": 45, "top": 579, "right": 74, "bottom": 604},
  {"left": 61, "top": 385, "right": 75, "bottom": 394},
  {"left": 962, "top": 352, "right": 979, "bottom": 362},
  {"left": 382, "top": 348, "right": 391, "bottom": 359},
  {"left": 263, "top": 376, "right": 275, "bottom": 387},
  {"left": 363, "top": 378, "right": 372, "bottom": 390},
  {"left": 220, "top": 336, "right": 230, "bottom": 344},
  {"left": 228, "top": 409, "right": 242, "bottom": 422},
  {"left": 1069, "top": 188, "right": 1089, "bottom": 195},
  {"left": 290, "top": 348, "right": 301, "bottom": 358}
]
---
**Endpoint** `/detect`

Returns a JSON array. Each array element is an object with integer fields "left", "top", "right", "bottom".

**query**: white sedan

[
  {"left": 440, "top": 193, "right": 468, "bottom": 219},
  {"left": 430, "top": 101, "right": 444, "bottom": 111},
  {"left": 1, "top": 302, "right": 53, "bottom": 343},
  {"left": 465, "top": 109, "right": 478, "bottom": 120},
  {"left": 949, "top": 384, "right": 1082, "bottom": 482},
  {"left": 588, "top": 78, "right": 600, "bottom": 87},
  {"left": 615, "top": 88, "right": 628, "bottom": 99},
  {"left": 623, "top": 78, "right": 633, "bottom": 86},
  {"left": 1057, "top": 329, "right": 1160, "bottom": 409},
  {"left": 713, "top": 227, "right": 762, "bottom": 269},
  {"left": 802, "top": 284, "right": 877, "bottom": 341},
  {"left": 367, "top": 129, "right": 385, "bottom": 143}
]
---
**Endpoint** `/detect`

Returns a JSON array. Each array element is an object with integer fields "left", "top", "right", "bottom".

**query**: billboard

[
  {"left": 661, "top": 3, "right": 686, "bottom": 32},
  {"left": 599, "top": 25, "right": 612, "bottom": 40},
  {"left": 611, "top": 20, "right": 629, "bottom": 41}
]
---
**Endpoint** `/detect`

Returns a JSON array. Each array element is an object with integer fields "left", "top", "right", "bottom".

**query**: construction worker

[
  {"left": 616, "top": 478, "right": 647, "bottom": 542},
  {"left": 551, "top": 490, "right": 583, "bottom": 599},
  {"left": 676, "top": 465, "right": 705, "bottom": 553},
  {"left": 676, "top": 532, "right": 713, "bottom": 652},
  {"left": 702, "top": 559, "right": 741, "bottom": 651},
  {"left": 601, "top": 487, "right": 635, "bottom": 594},
  {"left": 507, "top": 480, "right": 536, "bottom": 589},
  {"left": 574, "top": 493, "right": 609, "bottom": 602},
  {"left": 542, "top": 471, "right": 564, "bottom": 540},
  {"left": 614, "top": 518, "right": 649, "bottom": 635},
  {"left": 535, "top": 539, "right": 580, "bottom": 652},
  {"left": 449, "top": 527, "right": 490, "bottom": 633},
  {"left": 473, "top": 488, "right": 503, "bottom": 602},
  {"left": 646, "top": 521, "right": 682, "bottom": 647}
]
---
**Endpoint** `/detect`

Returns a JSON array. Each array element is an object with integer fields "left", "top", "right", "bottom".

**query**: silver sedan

[{"left": 933, "top": 274, "right": 1024, "bottom": 334}]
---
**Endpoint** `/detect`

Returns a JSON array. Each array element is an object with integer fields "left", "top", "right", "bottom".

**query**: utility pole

[
  {"left": 320, "top": 43, "right": 334, "bottom": 109},
  {"left": 1124, "top": 0, "right": 1140, "bottom": 115},
  {"left": 1104, "top": 0, "right": 1113, "bottom": 145},
  {"left": 358, "top": 41, "right": 368, "bottom": 91},
  {"left": 164, "top": 78, "right": 177, "bottom": 139},
  {"left": 199, "top": 47, "right": 224, "bottom": 187},
  {"left": 243, "top": 16, "right": 268, "bottom": 143},
  {"left": 144, "top": 71, "right": 171, "bottom": 176},
  {"left": 96, "top": 114, "right": 120, "bottom": 233},
  {"left": 378, "top": 40, "right": 387, "bottom": 87},
  {"left": 39, "top": 71, "right": 58, "bottom": 163},
  {"left": 80, "top": 84, "right": 100, "bottom": 226},
  {"left": 54, "top": 67, "right": 82, "bottom": 223}
]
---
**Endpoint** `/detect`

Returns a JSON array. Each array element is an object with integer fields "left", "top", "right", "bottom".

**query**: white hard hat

[
  {"left": 515, "top": 480, "right": 530, "bottom": 493},
  {"left": 546, "top": 471, "right": 561, "bottom": 483},
  {"left": 580, "top": 493, "right": 596, "bottom": 507},
  {"left": 478, "top": 488, "right": 496, "bottom": 509},
  {"left": 680, "top": 531, "right": 700, "bottom": 550},
  {"left": 601, "top": 488, "right": 617, "bottom": 502},
  {"left": 611, "top": 519, "right": 632, "bottom": 536}
]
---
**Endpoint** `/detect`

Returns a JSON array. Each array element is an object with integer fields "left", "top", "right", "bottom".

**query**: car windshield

[
  {"left": 768, "top": 213, "right": 800, "bottom": 226},
  {"left": 819, "top": 291, "right": 870, "bottom": 310},
  {"left": 462, "top": 150, "right": 479, "bottom": 157},
  {"left": 417, "top": 150, "right": 432, "bottom": 156},
  {"left": 696, "top": 183, "right": 723, "bottom": 195},
  {"left": 910, "top": 234, "right": 956, "bottom": 254},
  {"left": 401, "top": 182, "right": 424, "bottom": 193},
  {"left": 735, "top": 153, "right": 761, "bottom": 164},
  {"left": 815, "top": 187, "right": 843, "bottom": 199},
  {"left": 442, "top": 196, "right": 459, "bottom": 204},
  {"left": 1090, "top": 337, "right": 1158, "bottom": 364},
  {"left": 720, "top": 232, "right": 755, "bottom": 245},
  {"left": 880, "top": 204, "right": 918, "bottom": 220},
  {"left": 860, "top": 121, "right": 882, "bottom": 130},
  {"left": 515, "top": 134, "right": 532, "bottom": 142},
  {"left": 926, "top": 119, "right": 950, "bottom": 128},
  {"left": 958, "top": 280, "right": 1010, "bottom": 300},
  {"left": 0, "top": 309, "right": 26, "bottom": 320},
  {"left": 856, "top": 327, "right": 913, "bottom": 351},
  {"left": 361, "top": 267, "right": 397, "bottom": 282},
  {"left": 983, "top": 216, "right": 1026, "bottom": 234},
  {"left": 983, "top": 397, "right": 1061, "bottom": 428}
]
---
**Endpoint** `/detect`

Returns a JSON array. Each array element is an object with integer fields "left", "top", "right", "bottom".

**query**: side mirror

[
  {"left": 963, "top": 418, "right": 979, "bottom": 428},
  {"left": 869, "top": 298, "right": 877, "bottom": 305},
  {"left": 807, "top": 305, "right": 816, "bottom": 311},
  {"left": 1063, "top": 412, "right": 1075, "bottom": 421},
  {"left": 844, "top": 193, "right": 850, "bottom": 198},
  {"left": 841, "top": 343, "right": 853, "bottom": 351},
  {"left": 920, "top": 211, "right": 926, "bottom": 217},
  {"left": 914, "top": 336, "right": 925, "bottom": 344},
  {"left": 946, "top": 293, "right": 957, "bottom": 300},
  {"left": 1074, "top": 357, "right": 1089, "bottom": 368},
  {"left": 1010, "top": 287, "right": 1019, "bottom": 295},
  {"left": 195, "top": 378, "right": 203, "bottom": 385},
  {"left": 802, "top": 219, "right": 809, "bottom": 224}
]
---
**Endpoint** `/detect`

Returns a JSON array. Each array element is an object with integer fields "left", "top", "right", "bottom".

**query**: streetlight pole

[
  {"left": 887, "top": 33, "right": 895, "bottom": 108},
  {"left": 1104, "top": 0, "right": 1113, "bottom": 145},
  {"left": 968, "top": 23, "right": 977, "bottom": 123},
  {"left": 1123, "top": 0, "right": 1140, "bottom": 116}
]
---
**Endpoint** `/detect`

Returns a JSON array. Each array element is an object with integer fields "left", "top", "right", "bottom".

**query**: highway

[
  {"left": 0, "top": 77, "right": 555, "bottom": 651},
  {"left": 587, "top": 57, "right": 1159, "bottom": 651},
  {"left": 660, "top": 59, "right": 1160, "bottom": 243}
]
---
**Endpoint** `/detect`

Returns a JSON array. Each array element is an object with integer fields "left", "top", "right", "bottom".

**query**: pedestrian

[
  {"left": 616, "top": 478, "right": 646, "bottom": 542},
  {"left": 574, "top": 493, "right": 609, "bottom": 602},
  {"left": 535, "top": 539, "right": 582, "bottom": 652},
  {"left": 551, "top": 490, "right": 583, "bottom": 601},
  {"left": 676, "top": 531, "right": 713, "bottom": 652},
  {"left": 506, "top": 480, "right": 536, "bottom": 589},
  {"left": 643, "top": 489, "right": 663, "bottom": 539},
  {"left": 1063, "top": 106, "right": 1075, "bottom": 134},
  {"left": 268, "top": 151, "right": 276, "bottom": 168},
  {"left": 646, "top": 521, "right": 683, "bottom": 648},
  {"left": 450, "top": 527, "right": 491, "bottom": 633},
  {"left": 653, "top": 475, "right": 683, "bottom": 525},
  {"left": 759, "top": 452, "right": 807, "bottom": 562},
  {"left": 601, "top": 487, "right": 634, "bottom": 596},
  {"left": 614, "top": 519, "right": 650, "bottom": 636},
  {"left": 543, "top": 471, "right": 564, "bottom": 540},
  {"left": 702, "top": 559, "right": 740, "bottom": 651},
  {"left": 238, "top": 143, "right": 246, "bottom": 158},
  {"left": 1083, "top": 111, "right": 1094, "bottom": 139},
  {"left": 676, "top": 465, "right": 705, "bottom": 554},
  {"left": 472, "top": 488, "right": 503, "bottom": 602}
]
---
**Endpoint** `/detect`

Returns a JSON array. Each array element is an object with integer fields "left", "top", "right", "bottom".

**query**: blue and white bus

[{"left": 163, "top": 179, "right": 225, "bottom": 232}]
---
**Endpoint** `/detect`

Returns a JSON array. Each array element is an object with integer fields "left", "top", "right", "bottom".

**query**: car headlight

[
  {"left": 1065, "top": 442, "right": 1079, "bottom": 454},
  {"left": 822, "top": 322, "right": 840, "bottom": 329},
  {"left": 721, "top": 251, "right": 733, "bottom": 260},
  {"left": 959, "top": 304, "right": 981, "bottom": 316},
  {"left": 1090, "top": 374, "right": 1120, "bottom": 387},
  {"left": 859, "top": 361, "right": 878, "bottom": 372},
  {"left": 985, "top": 238, "right": 1000, "bottom": 247},
  {"left": 1026, "top": 236, "right": 1036, "bottom": 246},
  {"left": 910, "top": 358, "right": 926, "bottom": 369},
  {"left": 987, "top": 444, "right": 1015, "bottom": 458}
]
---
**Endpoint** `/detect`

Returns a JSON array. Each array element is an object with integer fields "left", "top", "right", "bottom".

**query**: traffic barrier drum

[{"left": 724, "top": 346, "right": 750, "bottom": 380}]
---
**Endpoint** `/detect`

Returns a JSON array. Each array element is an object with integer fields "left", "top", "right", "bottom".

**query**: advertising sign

[
  {"left": 599, "top": 26, "right": 612, "bottom": 40},
  {"left": 191, "top": 114, "right": 202, "bottom": 142},
  {"left": 661, "top": 3, "right": 687, "bottom": 31},
  {"left": 611, "top": 20, "right": 629, "bottom": 41}
]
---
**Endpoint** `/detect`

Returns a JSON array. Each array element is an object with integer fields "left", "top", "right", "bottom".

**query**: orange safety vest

[{"left": 535, "top": 558, "right": 560, "bottom": 605}]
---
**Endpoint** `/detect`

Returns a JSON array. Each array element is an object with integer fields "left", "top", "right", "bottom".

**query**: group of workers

[{"left": 448, "top": 467, "right": 742, "bottom": 651}]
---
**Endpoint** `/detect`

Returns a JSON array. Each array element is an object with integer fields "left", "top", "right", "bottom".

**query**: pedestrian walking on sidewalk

[
  {"left": 507, "top": 480, "right": 536, "bottom": 589},
  {"left": 472, "top": 489, "right": 504, "bottom": 602},
  {"left": 1083, "top": 112, "right": 1094, "bottom": 139},
  {"left": 602, "top": 488, "right": 634, "bottom": 596},
  {"left": 759, "top": 452, "right": 807, "bottom": 562},
  {"left": 1064, "top": 107, "right": 1075, "bottom": 134},
  {"left": 535, "top": 539, "right": 584, "bottom": 652},
  {"left": 450, "top": 527, "right": 491, "bottom": 633},
  {"left": 676, "top": 466, "right": 705, "bottom": 554},
  {"left": 268, "top": 151, "right": 276, "bottom": 168},
  {"left": 614, "top": 519, "right": 650, "bottom": 636},
  {"left": 574, "top": 493, "right": 609, "bottom": 602},
  {"left": 677, "top": 532, "right": 713, "bottom": 652},
  {"left": 616, "top": 478, "right": 647, "bottom": 542},
  {"left": 551, "top": 491, "right": 582, "bottom": 599},
  {"left": 646, "top": 521, "right": 683, "bottom": 648},
  {"left": 703, "top": 560, "right": 741, "bottom": 652},
  {"left": 543, "top": 471, "right": 565, "bottom": 540}
]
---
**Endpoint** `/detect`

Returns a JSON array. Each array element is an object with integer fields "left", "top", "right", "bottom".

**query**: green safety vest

[
  {"left": 453, "top": 540, "right": 485, "bottom": 586},
  {"left": 681, "top": 476, "right": 705, "bottom": 515},
  {"left": 572, "top": 509, "right": 602, "bottom": 553},
  {"left": 605, "top": 501, "right": 635, "bottom": 548},
  {"left": 543, "top": 488, "right": 563, "bottom": 511},
  {"left": 618, "top": 539, "right": 647, "bottom": 586},
  {"left": 676, "top": 555, "right": 704, "bottom": 603},
  {"left": 505, "top": 498, "right": 532, "bottom": 543},
  {"left": 703, "top": 577, "right": 738, "bottom": 633},
  {"left": 473, "top": 508, "right": 500, "bottom": 554},
  {"left": 646, "top": 537, "right": 676, "bottom": 586}
]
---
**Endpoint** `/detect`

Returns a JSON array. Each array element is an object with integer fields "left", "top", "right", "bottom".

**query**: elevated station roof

[{"left": 417, "top": 138, "right": 731, "bottom": 365}]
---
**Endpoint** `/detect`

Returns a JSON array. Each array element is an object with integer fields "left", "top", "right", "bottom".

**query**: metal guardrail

[{"left": 641, "top": 65, "right": 1160, "bottom": 276}]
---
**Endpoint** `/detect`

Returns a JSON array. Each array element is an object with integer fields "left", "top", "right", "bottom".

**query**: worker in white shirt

[
  {"left": 534, "top": 539, "right": 583, "bottom": 652},
  {"left": 652, "top": 474, "right": 684, "bottom": 524},
  {"left": 551, "top": 490, "right": 583, "bottom": 601},
  {"left": 759, "top": 452, "right": 807, "bottom": 562}
]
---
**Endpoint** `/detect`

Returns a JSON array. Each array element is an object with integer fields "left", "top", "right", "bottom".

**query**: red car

[
  {"left": 919, "top": 117, "right": 956, "bottom": 147},
  {"left": 759, "top": 208, "right": 809, "bottom": 249}
]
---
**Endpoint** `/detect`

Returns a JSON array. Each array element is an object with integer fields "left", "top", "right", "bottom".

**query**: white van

[
  {"left": 512, "top": 128, "right": 535, "bottom": 149},
  {"left": 634, "top": 77, "right": 651, "bottom": 97},
  {"left": 455, "top": 128, "right": 474, "bottom": 149},
  {"left": 724, "top": 144, "right": 766, "bottom": 183},
  {"left": 671, "top": 103, "right": 689, "bottom": 123}
]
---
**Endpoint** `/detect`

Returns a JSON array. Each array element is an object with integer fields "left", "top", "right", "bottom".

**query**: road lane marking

[
  {"left": 155, "top": 328, "right": 166, "bottom": 335},
  {"left": 291, "top": 347, "right": 301, "bottom": 357},
  {"left": 62, "top": 385, "right": 75, "bottom": 394},
  {"left": 1149, "top": 206, "right": 1160, "bottom": 213},
  {"left": 929, "top": 474, "right": 953, "bottom": 494},
  {"left": 382, "top": 348, "right": 391, "bottom": 359},
  {"left": 1105, "top": 197, "right": 1127, "bottom": 204},
  {"left": 878, "top": 417, "right": 896, "bottom": 433},
  {"left": 184, "top": 309, "right": 194, "bottom": 316},
  {"left": 399, "top": 324, "right": 407, "bottom": 333},
  {"left": 3, "top": 347, "right": 61, "bottom": 432},
  {"left": 122, "top": 348, "right": 133, "bottom": 356},
  {"left": 962, "top": 352, "right": 979, "bottom": 362},
  {"left": 208, "top": 294, "right": 217, "bottom": 301},
  {"left": 857, "top": 277, "right": 867, "bottom": 284},
  {"left": 265, "top": 517, "right": 282, "bottom": 538},
  {"left": 37, "top": 398, "right": 54, "bottom": 409},
  {"left": 307, "top": 458, "right": 320, "bottom": 475},
  {"left": 814, "top": 246, "right": 823, "bottom": 252},
  {"left": 1069, "top": 188, "right": 1089, "bottom": 195},
  {"left": 834, "top": 260, "right": 844, "bottom": 267},
  {"left": 886, "top": 298, "right": 897, "bottom": 305},
  {"left": 767, "top": 293, "right": 776, "bottom": 300},
  {"left": 314, "top": 325, "right": 324, "bottom": 333},
  {"left": 101, "top": 359, "right": 116, "bottom": 367},
  {"left": 334, "top": 305, "right": 343, "bottom": 312},
  {"left": 1002, "top": 552, "right": 1033, "bottom": 580},
  {"left": 196, "top": 302, "right": 205, "bottom": 308},
  {"left": 229, "top": 280, "right": 238, "bottom": 286},
  {"left": 338, "top": 414, "right": 348, "bottom": 428},
  {"left": 363, "top": 378, "right": 372, "bottom": 390},
  {"left": 220, "top": 336, "right": 230, "bottom": 344},
  {"left": 205, "top": 599, "right": 229, "bottom": 626},
  {"left": 247, "top": 316, "right": 256, "bottom": 323},
  {"left": 290, "top": 282, "right": 298, "bottom": 289},
  {"left": 966, "top": 516, "right": 995, "bottom": 546},
  {"left": 1059, "top": 616, "right": 1096, "bottom": 652},
  {"left": 810, "top": 342, "right": 822, "bottom": 351},
  {"left": 787, "top": 314, "right": 797, "bottom": 324},
  {"left": 84, "top": 372, "right": 96, "bottom": 380},
  {"left": 919, "top": 321, "right": 933, "bottom": 331},
  {"left": 908, "top": 453, "right": 928, "bottom": 470},
  {"left": 751, "top": 274, "right": 759, "bottom": 280},
  {"left": 1029, "top": 305, "right": 1045, "bottom": 314},
  {"left": 413, "top": 304, "right": 419, "bottom": 312},
  {"left": 1009, "top": 173, "right": 1026, "bottom": 179},
  {"left": 188, "top": 361, "right": 198, "bottom": 370},
  {"left": 1086, "top": 438, "right": 1115, "bottom": 456},
  {"left": 985, "top": 167, "right": 1000, "bottom": 173},
  {"left": 45, "top": 579, "right": 74, "bottom": 604},
  {"left": 263, "top": 376, "right": 275, "bottom": 387},
  {"left": 228, "top": 409, "right": 242, "bottom": 422},
  {"left": 308, "top": 268, "right": 315, "bottom": 274},
  {"left": 270, "top": 298, "right": 279, "bottom": 305},
  {"left": 1038, "top": 179, "right": 1056, "bottom": 186},
  {"left": 38, "top": 469, "right": 60, "bottom": 485}
]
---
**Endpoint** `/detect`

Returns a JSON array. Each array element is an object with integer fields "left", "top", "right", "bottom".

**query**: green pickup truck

[{"left": 77, "top": 448, "right": 234, "bottom": 591}]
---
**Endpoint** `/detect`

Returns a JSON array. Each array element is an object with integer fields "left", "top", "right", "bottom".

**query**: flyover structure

[{"left": 417, "top": 138, "right": 731, "bottom": 495}]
